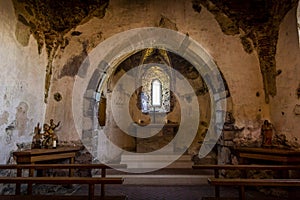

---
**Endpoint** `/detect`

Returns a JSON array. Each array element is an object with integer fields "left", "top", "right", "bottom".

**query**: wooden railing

[
  {"left": 0, "top": 163, "right": 127, "bottom": 200},
  {"left": 193, "top": 164, "right": 300, "bottom": 200}
]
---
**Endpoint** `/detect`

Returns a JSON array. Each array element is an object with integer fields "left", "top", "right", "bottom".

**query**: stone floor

[
  {"left": 11, "top": 167, "right": 300, "bottom": 200},
  {"left": 70, "top": 183, "right": 299, "bottom": 200}
]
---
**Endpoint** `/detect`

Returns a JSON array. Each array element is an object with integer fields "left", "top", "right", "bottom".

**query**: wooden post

[
  {"left": 101, "top": 168, "right": 106, "bottom": 197},
  {"left": 16, "top": 168, "right": 22, "bottom": 195},
  {"left": 214, "top": 169, "right": 220, "bottom": 198},
  {"left": 27, "top": 167, "right": 34, "bottom": 195},
  {"left": 69, "top": 157, "right": 75, "bottom": 177},
  {"left": 89, "top": 183, "right": 95, "bottom": 200},
  {"left": 239, "top": 186, "right": 245, "bottom": 200}
]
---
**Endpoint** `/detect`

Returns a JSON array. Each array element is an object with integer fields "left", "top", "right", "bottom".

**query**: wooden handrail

[
  {"left": 208, "top": 177, "right": 300, "bottom": 200},
  {"left": 0, "top": 163, "right": 126, "bottom": 198},
  {"left": 208, "top": 177, "right": 300, "bottom": 187},
  {"left": 192, "top": 164, "right": 300, "bottom": 170},
  {"left": 0, "top": 176, "right": 124, "bottom": 200},
  {"left": 0, "top": 177, "right": 124, "bottom": 184},
  {"left": 193, "top": 164, "right": 300, "bottom": 199},
  {"left": 0, "top": 163, "right": 127, "bottom": 170}
]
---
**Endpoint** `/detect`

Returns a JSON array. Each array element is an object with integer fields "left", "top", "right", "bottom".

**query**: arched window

[
  {"left": 151, "top": 79, "right": 162, "bottom": 107},
  {"left": 141, "top": 66, "right": 170, "bottom": 113}
]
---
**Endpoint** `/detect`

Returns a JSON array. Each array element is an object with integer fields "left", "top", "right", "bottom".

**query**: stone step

[
  {"left": 120, "top": 154, "right": 193, "bottom": 169},
  {"left": 120, "top": 154, "right": 191, "bottom": 161},
  {"left": 105, "top": 167, "right": 214, "bottom": 176},
  {"left": 105, "top": 174, "right": 211, "bottom": 185}
]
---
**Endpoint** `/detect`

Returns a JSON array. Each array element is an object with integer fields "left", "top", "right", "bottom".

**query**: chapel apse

[
  {"left": 100, "top": 48, "right": 230, "bottom": 155},
  {"left": 5, "top": 0, "right": 300, "bottom": 165}
]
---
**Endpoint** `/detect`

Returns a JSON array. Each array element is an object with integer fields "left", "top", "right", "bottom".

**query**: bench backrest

[
  {"left": 0, "top": 163, "right": 127, "bottom": 170},
  {"left": 192, "top": 164, "right": 300, "bottom": 170},
  {"left": 0, "top": 176, "right": 124, "bottom": 184},
  {"left": 208, "top": 177, "right": 300, "bottom": 187}
]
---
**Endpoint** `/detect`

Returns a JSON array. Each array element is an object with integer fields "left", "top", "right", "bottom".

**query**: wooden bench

[
  {"left": 193, "top": 164, "right": 300, "bottom": 200},
  {"left": 208, "top": 177, "right": 300, "bottom": 200},
  {"left": 0, "top": 164, "right": 127, "bottom": 200}
]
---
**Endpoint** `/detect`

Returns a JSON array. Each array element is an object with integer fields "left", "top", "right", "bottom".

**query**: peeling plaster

[
  {"left": 192, "top": 0, "right": 298, "bottom": 103},
  {"left": 0, "top": 111, "right": 9, "bottom": 126},
  {"left": 12, "top": 0, "right": 109, "bottom": 103},
  {"left": 15, "top": 102, "right": 29, "bottom": 137},
  {"left": 59, "top": 41, "right": 89, "bottom": 78},
  {"left": 294, "top": 104, "right": 300, "bottom": 115}
]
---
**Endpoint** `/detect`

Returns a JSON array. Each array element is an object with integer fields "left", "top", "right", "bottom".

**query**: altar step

[
  {"left": 105, "top": 164, "right": 213, "bottom": 185},
  {"left": 120, "top": 154, "right": 193, "bottom": 169},
  {"left": 106, "top": 174, "right": 210, "bottom": 185},
  {"left": 106, "top": 154, "right": 213, "bottom": 185}
]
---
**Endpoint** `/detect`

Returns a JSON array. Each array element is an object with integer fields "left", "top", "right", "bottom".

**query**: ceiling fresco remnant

[
  {"left": 11, "top": 0, "right": 298, "bottom": 105},
  {"left": 12, "top": 0, "right": 109, "bottom": 103},
  {"left": 192, "top": 0, "right": 298, "bottom": 103}
]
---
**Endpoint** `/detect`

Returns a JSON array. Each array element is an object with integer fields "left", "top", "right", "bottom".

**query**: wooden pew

[
  {"left": 0, "top": 164, "right": 127, "bottom": 200},
  {"left": 208, "top": 177, "right": 300, "bottom": 200},
  {"left": 0, "top": 176, "right": 123, "bottom": 200},
  {"left": 193, "top": 164, "right": 300, "bottom": 200}
]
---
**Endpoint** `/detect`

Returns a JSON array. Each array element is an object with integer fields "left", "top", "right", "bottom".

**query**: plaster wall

[
  {"left": 46, "top": 0, "right": 267, "bottom": 145},
  {"left": 32, "top": 0, "right": 299, "bottom": 161},
  {"left": 0, "top": 0, "right": 298, "bottom": 165},
  {"left": 0, "top": 1, "right": 47, "bottom": 163},
  {"left": 271, "top": 7, "right": 300, "bottom": 141}
]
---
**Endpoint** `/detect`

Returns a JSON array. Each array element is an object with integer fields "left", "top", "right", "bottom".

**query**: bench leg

[
  {"left": 89, "top": 184, "right": 95, "bottom": 200},
  {"left": 27, "top": 168, "right": 34, "bottom": 195},
  {"left": 239, "top": 186, "right": 245, "bottom": 200},
  {"left": 215, "top": 186, "right": 220, "bottom": 197},
  {"left": 69, "top": 157, "right": 75, "bottom": 177},
  {"left": 214, "top": 169, "right": 220, "bottom": 197},
  {"left": 101, "top": 168, "right": 106, "bottom": 197},
  {"left": 16, "top": 168, "right": 22, "bottom": 195}
]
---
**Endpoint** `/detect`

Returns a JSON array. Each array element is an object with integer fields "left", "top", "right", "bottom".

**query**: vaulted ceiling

[{"left": 12, "top": 0, "right": 299, "bottom": 103}]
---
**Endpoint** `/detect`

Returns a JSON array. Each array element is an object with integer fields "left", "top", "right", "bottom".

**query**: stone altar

[{"left": 132, "top": 123, "right": 179, "bottom": 153}]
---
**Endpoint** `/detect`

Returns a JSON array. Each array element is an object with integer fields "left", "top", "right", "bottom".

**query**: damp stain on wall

[
  {"left": 12, "top": 0, "right": 109, "bottom": 103},
  {"left": 15, "top": 102, "right": 29, "bottom": 137},
  {"left": 0, "top": 111, "right": 9, "bottom": 126},
  {"left": 192, "top": 0, "right": 298, "bottom": 103}
]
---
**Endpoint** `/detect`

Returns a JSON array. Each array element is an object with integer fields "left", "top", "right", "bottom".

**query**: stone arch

[{"left": 72, "top": 27, "right": 231, "bottom": 160}]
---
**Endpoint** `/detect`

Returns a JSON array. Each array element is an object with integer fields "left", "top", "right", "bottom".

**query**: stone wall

[
  {"left": 0, "top": 0, "right": 299, "bottom": 164},
  {"left": 43, "top": 0, "right": 268, "bottom": 162},
  {"left": 0, "top": 1, "right": 47, "bottom": 164},
  {"left": 37, "top": 1, "right": 300, "bottom": 160}
]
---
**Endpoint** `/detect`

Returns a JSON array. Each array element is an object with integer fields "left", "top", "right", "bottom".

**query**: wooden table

[
  {"left": 13, "top": 146, "right": 81, "bottom": 165},
  {"left": 233, "top": 147, "right": 300, "bottom": 178},
  {"left": 233, "top": 147, "right": 300, "bottom": 164},
  {"left": 13, "top": 146, "right": 81, "bottom": 194}
]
